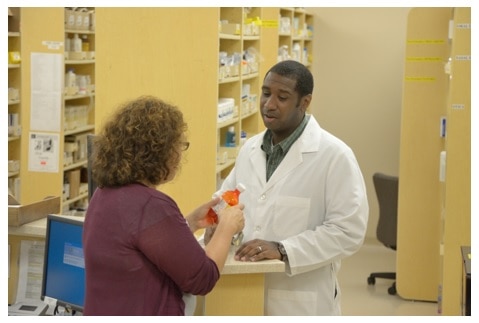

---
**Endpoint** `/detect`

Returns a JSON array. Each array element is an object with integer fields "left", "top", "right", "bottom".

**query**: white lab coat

[{"left": 220, "top": 115, "right": 369, "bottom": 315}]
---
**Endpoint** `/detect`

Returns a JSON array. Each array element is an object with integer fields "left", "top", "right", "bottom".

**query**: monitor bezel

[{"left": 41, "top": 214, "right": 85, "bottom": 313}]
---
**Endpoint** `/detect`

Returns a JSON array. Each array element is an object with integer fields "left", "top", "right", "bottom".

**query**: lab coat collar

[{"left": 248, "top": 115, "right": 322, "bottom": 189}]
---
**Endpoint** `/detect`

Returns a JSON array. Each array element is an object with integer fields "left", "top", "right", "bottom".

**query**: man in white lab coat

[{"left": 207, "top": 60, "right": 369, "bottom": 315}]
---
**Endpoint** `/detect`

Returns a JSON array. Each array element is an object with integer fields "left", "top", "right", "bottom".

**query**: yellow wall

[
  {"left": 309, "top": 8, "right": 411, "bottom": 239},
  {"left": 95, "top": 8, "right": 219, "bottom": 213}
]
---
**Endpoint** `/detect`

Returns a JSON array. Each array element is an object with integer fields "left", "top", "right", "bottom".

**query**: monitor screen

[{"left": 41, "top": 214, "right": 85, "bottom": 313}]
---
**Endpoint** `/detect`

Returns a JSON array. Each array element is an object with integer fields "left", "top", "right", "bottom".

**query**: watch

[{"left": 277, "top": 242, "right": 288, "bottom": 261}]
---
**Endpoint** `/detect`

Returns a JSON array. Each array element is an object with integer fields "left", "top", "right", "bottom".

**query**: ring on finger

[{"left": 257, "top": 246, "right": 262, "bottom": 253}]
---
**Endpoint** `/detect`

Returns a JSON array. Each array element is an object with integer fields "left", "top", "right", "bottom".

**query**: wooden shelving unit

[
  {"left": 397, "top": 7, "right": 471, "bottom": 315},
  {"left": 8, "top": 8, "right": 22, "bottom": 201}
]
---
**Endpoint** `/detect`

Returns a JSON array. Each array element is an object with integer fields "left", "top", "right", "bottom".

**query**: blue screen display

[{"left": 42, "top": 215, "right": 85, "bottom": 312}]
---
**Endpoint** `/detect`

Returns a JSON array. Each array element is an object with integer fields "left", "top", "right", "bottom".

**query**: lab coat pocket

[
  {"left": 272, "top": 196, "right": 310, "bottom": 238},
  {"left": 267, "top": 289, "right": 317, "bottom": 316}
]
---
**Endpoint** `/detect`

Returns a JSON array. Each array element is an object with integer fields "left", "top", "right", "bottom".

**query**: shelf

[
  {"left": 217, "top": 117, "right": 240, "bottom": 129},
  {"left": 64, "top": 160, "right": 87, "bottom": 172},
  {"left": 242, "top": 72, "right": 259, "bottom": 80},
  {"left": 65, "top": 59, "right": 95, "bottom": 65},
  {"left": 8, "top": 136, "right": 21, "bottom": 142},
  {"left": 219, "top": 33, "right": 241, "bottom": 40},
  {"left": 8, "top": 100, "right": 20, "bottom": 105},
  {"left": 219, "top": 76, "right": 240, "bottom": 84},
  {"left": 8, "top": 171, "right": 20, "bottom": 178},
  {"left": 241, "top": 108, "right": 259, "bottom": 120},
  {"left": 65, "top": 92, "right": 95, "bottom": 101},
  {"left": 216, "top": 158, "right": 236, "bottom": 173},
  {"left": 62, "top": 192, "right": 89, "bottom": 207},
  {"left": 8, "top": 64, "right": 20, "bottom": 69},
  {"left": 8, "top": 31, "right": 21, "bottom": 37},
  {"left": 64, "top": 124, "right": 95, "bottom": 136},
  {"left": 65, "top": 29, "right": 95, "bottom": 34}
]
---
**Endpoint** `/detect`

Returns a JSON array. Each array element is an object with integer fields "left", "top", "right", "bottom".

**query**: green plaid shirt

[{"left": 261, "top": 114, "right": 311, "bottom": 181}]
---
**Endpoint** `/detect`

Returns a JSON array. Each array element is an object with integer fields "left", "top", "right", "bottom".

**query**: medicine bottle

[
  {"left": 81, "top": 35, "right": 90, "bottom": 52},
  {"left": 65, "top": 68, "right": 76, "bottom": 89},
  {"left": 205, "top": 183, "right": 246, "bottom": 225},
  {"left": 77, "top": 75, "right": 87, "bottom": 95},
  {"left": 65, "top": 35, "right": 71, "bottom": 52},
  {"left": 72, "top": 33, "right": 82, "bottom": 52},
  {"left": 240, "top": 130, "right": 247, "bottom": 146},
  {"left": 225, "top": 126, "right": 236, "bottom": 147}
]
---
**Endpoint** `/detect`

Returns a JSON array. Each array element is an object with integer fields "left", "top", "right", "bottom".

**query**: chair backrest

[
  {"left": 86, "top": 134, "right": 97, "bottom": 201},
  {"left": 373, "top": 172, "right": 399, "bottom": 249}
]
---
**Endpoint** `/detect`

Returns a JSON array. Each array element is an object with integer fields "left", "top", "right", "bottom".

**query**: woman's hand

[
  {"left": 204, "top": 203, "right": 245, "bottom": 244},
  {"left": 216, "top": 204, "right": 245, "bottom": 236},
  {"left": 185, "top": 196, "right": 221, "bottom": 233}
]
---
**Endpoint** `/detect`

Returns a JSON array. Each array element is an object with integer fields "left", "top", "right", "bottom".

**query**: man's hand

[{"left": 234, "top": 239, "right": 282, "bottom": 262}]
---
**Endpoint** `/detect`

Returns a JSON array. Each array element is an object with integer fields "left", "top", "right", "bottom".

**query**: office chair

[{"left": 367, "top": 172, "right": 398, "bottom": 295}]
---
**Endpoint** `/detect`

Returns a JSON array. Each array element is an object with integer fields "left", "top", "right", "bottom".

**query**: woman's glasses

[{"left": 181, "top": 141, "right": 190, "bottom": 151}]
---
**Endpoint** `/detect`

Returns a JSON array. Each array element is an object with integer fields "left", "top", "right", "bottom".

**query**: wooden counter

[{"left": 200, "top": 247, "right": 285, "bottom": 316}]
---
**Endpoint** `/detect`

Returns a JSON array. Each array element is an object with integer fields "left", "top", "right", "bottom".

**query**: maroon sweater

[{"left": 82, "top": 183, "right": 219, "bottom": 315}]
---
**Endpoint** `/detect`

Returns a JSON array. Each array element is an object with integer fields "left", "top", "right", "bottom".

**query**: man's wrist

[{"left": 277, "top": 242, "right": 288, "bottom": 261}]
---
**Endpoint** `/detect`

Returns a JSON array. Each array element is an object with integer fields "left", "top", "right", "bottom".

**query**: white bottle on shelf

[
  {"left": 292, "top": 43, "right": 301, "bottom": 62},
  {"left": 65, "top": 35, "right": 71, "bottom": 52},
  {"left": 77, "top": 75, "right": 87, "bottom": 95},
  {"left": 72, "top": 33, "right": 82, "bottom": 52},
  {"left": 65, "top": 68, "right": 76, "bottom": 88}
]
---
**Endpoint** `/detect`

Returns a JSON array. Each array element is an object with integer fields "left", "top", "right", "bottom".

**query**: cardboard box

[
  {"left": 220, "top": 23, "right": 240, "bottom": 35},
  {"left": 8, "top": 195, "right": 61, "bottom": 227},
  {"left": 66, "top": 169, "right": 81, "bottom": 199},
  {"left": 65, "top": 133, "right": 88, "bottom": 162}
]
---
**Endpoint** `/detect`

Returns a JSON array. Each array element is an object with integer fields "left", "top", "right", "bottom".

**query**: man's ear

[{"left": 300, "top": 94, "right": 312, "bottom": 111}]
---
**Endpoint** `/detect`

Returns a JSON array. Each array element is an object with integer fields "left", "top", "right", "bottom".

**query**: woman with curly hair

[{"left": 82, "top": 96, "right": 244, "bottom": 315}]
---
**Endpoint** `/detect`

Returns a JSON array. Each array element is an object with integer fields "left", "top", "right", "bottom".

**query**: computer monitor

[{"left": 41, "top": 214, "right": 85, "bottom": 313}]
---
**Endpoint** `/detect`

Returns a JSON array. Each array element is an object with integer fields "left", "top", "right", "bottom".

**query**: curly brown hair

[{"left": 91, "top": 96, "right": 188, "bottom": 187}]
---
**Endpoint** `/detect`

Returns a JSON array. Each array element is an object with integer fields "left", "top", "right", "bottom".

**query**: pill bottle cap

[{"left": 236, "top": 183, "right": 246, "bottom": 192}]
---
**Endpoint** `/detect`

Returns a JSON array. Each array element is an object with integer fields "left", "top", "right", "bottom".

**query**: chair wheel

[
  {"left": 367, "top": 276, "right": 375, "bottom": 285},
  {"left": 388, "top": 284, "right": 397, "bottom": 295}
]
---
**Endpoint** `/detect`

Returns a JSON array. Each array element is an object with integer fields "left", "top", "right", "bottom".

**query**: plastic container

[
  {"left": 65, "top": 35, "right": 71, "bottom": 52},
  {"left": 77, "top": 75, "right": 87, "bottom": 95},
  {"left": 81, "top": 35, "right": 89, "bottom": 51},
  {"left": 65, "top": 68, "right": 76, "bottom": 88},
  {"left": 206, "top": 183, "right": 246, "bottom": 225},
  {"left": 292, "top": 43, "right": 301, "bottom": 62},
  {"left": 72, "top": 33, "right": 82, "bottom": 52},
  {"left": 225, "top": 126, "right": 236, "bottom": 147},
  {"left": 240, "top": 130, "right": 247, "bottom": 146}
]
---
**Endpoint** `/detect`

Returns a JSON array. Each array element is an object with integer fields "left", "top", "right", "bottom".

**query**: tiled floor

[{"left": 338, "top": 239, "right": 439, "bottom": 316}]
